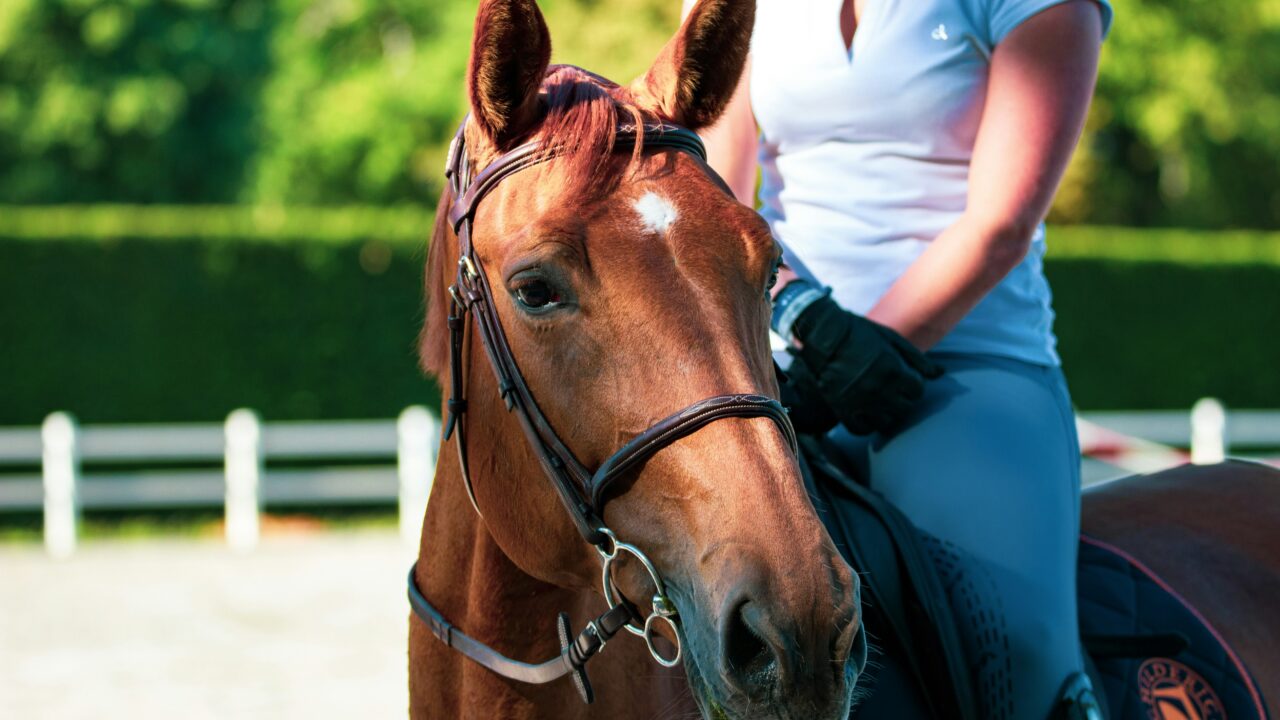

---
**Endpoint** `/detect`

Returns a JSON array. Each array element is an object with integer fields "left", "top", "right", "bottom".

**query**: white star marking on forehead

[{"left": 633, "top": 191, "right": 679, "bottom": 235}]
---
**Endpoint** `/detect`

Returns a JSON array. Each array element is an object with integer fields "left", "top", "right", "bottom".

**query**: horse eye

[
  {"left": 514, "top": 280, "right": 561, "bottom": 311},
  {"left": 765, "top": 258, "right": 782, "bottom": 296}
]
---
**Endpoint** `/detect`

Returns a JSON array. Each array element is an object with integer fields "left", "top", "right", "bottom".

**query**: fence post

[
  {"left": 42, "top": 412, "right": 80, "bottom": 559},
  {"left": 225, "top": 409, "right": 263, "bottom": 552},
  {"left": 1190, "top": 397, "right": 1227, "bottom": 465},
  {"left": 398, "top": 406, "right": 438, "bottom": 547}
]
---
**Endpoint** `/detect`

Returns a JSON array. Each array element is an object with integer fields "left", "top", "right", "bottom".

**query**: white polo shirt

[{"left": 751, "top": 0, "right": 1112, "bottom": 366}]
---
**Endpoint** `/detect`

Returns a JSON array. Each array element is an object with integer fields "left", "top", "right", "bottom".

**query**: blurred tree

[
  {"left": 251, "top": 0, "right": 1280, "bottom": 226},
  {"left": 0, "top": 0, "right": 274, "bottom": 203},
  {"left": 246, "top": 0, "right": 471, "bottom": 205},
  {"left": 2, "top": 0, "right": 1277, "bottom": 227},
  {"left": 248, "top": 0, "right": 681, "bottom": 206},
  {"left": 1052, "top": 0, "right": 1280, "bottom": 228}
]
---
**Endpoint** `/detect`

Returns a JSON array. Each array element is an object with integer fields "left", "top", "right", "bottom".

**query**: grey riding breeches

[{"left": 828, "top": 352, "right": 1083, "bottom": 720}]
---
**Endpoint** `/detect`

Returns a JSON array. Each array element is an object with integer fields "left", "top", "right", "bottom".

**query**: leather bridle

[{"left": 408, "top": 116, "right": 797, "bottom": 704}]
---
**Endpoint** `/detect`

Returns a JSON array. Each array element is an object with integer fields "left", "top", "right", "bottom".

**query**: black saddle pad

[{"left": 1078, "top": 535, "right": 1271, "bottom": 720}]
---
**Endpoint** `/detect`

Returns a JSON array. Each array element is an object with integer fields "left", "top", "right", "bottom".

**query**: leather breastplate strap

[{"left": 409, "top": 116, "right": 799, "bottom": 703}]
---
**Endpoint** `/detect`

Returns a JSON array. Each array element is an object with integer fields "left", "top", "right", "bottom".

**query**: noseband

[{"left": 408, "top": 117, "right": 797, "bottom": 703}]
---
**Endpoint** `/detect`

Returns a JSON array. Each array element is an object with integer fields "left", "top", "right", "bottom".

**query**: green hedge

[
  {"left": 0, "top": 205, "right": 438, "bottom": 424},
  {"left": 1, "top": 208, "right": 1278, "bottom": 425},
  {"left": 1046, "top": 226, "right": 1280, "bottom": 411}
]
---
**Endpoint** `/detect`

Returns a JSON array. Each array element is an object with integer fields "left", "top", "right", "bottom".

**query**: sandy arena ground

[
  {"left": 0, "top": 458, "right": 1129, "bottom": 720},
  {"left": 1, "top": 531, "right": 414, "bottom": 719}
]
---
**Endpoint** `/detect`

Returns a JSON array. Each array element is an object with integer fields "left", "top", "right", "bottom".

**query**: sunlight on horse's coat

[{"left": 633, "top": 191, "right": 679, "bottom": 235}]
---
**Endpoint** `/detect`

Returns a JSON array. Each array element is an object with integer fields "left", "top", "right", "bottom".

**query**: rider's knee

[
  {"left": 998, "top": 611, "right": 1081, "bottom": 717},
  {"left": 1002, "top": 610, "right": 1059, "bottom": 671}
]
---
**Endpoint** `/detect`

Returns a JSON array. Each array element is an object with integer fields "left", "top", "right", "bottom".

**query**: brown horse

[{"left": 409, "top": 0, "right": 861, "bottom": 718}]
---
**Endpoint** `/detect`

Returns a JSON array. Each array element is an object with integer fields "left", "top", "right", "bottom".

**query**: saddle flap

[{"left": 1078, "top": 535, "right": 1271, "bottom": 720}]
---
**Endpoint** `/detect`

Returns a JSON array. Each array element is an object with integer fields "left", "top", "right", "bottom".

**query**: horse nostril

[
  {"left": 845, "top": 620, "right": 868, "bottom": 684},
  {"left": 721, "top": 598, "right": 779, "bottom": 691}
]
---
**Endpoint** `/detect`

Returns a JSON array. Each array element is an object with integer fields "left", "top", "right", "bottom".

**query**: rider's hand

[
  {"left": 790, "top": 294, "right": 942, "bottom": 436},
  {"left": 778, "top": 356, "right": 839, "bottom": 436}
]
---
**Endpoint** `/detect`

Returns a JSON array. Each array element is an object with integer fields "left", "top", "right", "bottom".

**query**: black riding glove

[
  {"left": 778, "top": 356, "right": 839, "bottom": 436},
  {"left": 790, "top": 294, "right": 943, "bottom": 436}
]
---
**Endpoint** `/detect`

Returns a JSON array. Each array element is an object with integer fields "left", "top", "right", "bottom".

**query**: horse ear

[
  {"left": 467, "top": 0, "right": 551, "bottom": 149},
  {"left": 629, "top": 0, "right": 754, "bottom": 130}
]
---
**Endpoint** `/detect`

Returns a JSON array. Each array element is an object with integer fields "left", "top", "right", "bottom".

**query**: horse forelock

[
  {"left": 534, "top": 65, "right": 654, "bottom": 197},
  {"left": 461, "top": 64, "right": 658, "bottom": 200}
]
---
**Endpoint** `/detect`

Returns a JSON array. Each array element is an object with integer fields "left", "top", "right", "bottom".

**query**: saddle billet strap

[
  {"left": 407, "top": 564, "right": 635, "bottom": 687},
  {"left": 589, "top": 394, "right": 797, "bottom": 511}
]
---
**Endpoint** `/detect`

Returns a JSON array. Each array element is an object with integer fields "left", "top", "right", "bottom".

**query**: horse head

[{"left": 417, "top": 1, "right": 864, "bottom": 717}]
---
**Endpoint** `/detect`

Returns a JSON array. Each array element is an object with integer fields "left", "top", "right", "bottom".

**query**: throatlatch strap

[{"left": 407, "top": 563, "right": 634, "bottom": 697}]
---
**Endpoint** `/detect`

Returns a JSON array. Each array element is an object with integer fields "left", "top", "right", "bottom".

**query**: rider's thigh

[{"left": 830, "top": 352, "right": 1083, "bottom": 720}]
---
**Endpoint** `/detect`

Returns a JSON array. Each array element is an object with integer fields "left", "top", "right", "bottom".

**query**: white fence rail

[
  {"left": 0, "top": 407, "right": 439, "bottom": 557},
  {"left": 1077, "top": 398, "right": 1280, "bottom": 473},
  {"left": 2, "top": 399, "right": 1277, "bottom": 557}
]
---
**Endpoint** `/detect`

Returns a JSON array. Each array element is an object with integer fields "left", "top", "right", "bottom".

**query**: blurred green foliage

[
  {"left": 247, "top": 0, "right": 680, "bottom": 204},
  {"left": 1, "top": 207, "right": 1278, "bottom": 424},
  {"left": 1051, "top": 0, "right": 1280, "bottom": 227},
  {"left": 3, "top": 0, "right": 1277, "bottom": 227},
  {"left": 0, "top": 0, "right": 274, "bottom": 203},
  {"left": 246, "top": 0, "right": 471, "bottom": 204},
  {"left": 1047, "top": 256, "right": 1280, "bottom": 410}
]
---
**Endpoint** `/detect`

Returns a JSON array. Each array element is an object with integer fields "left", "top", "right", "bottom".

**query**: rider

[{"left": 685, "top": 0, "right": 1112, "bottom": 716}]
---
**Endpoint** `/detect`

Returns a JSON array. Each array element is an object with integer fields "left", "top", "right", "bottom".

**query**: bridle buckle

[{"left": 458, "top": 255, "right": 479, "bottom": 281}]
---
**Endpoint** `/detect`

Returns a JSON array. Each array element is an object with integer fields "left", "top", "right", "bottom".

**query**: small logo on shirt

[{"left": 931, "top": 23, "right": 949, "bottom": 40}]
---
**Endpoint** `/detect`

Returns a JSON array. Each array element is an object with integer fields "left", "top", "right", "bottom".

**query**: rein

[{"left": 408, "top": 117, "right": 797, "bottom": 704}]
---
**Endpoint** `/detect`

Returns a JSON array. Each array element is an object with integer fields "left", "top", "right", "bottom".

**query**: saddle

[{"left": 800, "top": 439, "right": 1272, "bottom": 720}]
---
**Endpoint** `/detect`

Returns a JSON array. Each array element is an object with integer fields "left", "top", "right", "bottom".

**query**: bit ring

[{"left": 595, "top": 527, "right": 683, "bottom": 666}]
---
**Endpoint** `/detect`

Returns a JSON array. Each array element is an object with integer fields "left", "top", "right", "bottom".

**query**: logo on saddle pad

[{"left": 1139, "top": 658, "right": 1226, "bottom": 720}]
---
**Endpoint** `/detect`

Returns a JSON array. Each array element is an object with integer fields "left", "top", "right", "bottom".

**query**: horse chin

[
  {"left": 688, "top": 678, "right": 857, "bottom": 720},
  {"left": 681, "top": 641, "right": 858, "bottom": 720}
]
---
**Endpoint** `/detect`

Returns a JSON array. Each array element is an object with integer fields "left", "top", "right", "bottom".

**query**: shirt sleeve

[{"left": 988, "top": 0, "right": 1113, "bottom": 46}]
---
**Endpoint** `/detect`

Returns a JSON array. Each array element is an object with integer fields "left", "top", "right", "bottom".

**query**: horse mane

[{"left": 419, "top": 64, "right": 657, "bottom": 377}]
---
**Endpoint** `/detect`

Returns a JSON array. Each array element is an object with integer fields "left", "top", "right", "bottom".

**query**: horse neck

[
  {"left": 411, "top": 444, "right": 586, "bottom": 717},
  {"left": 415, "top": 443, "right": 576, "bottom": 645},
  {"left": 417, "top": 198, "right": 583, "bottom": 668}
]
